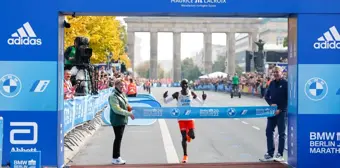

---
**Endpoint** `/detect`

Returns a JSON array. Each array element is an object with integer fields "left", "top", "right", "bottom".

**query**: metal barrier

[{"left": 63, "top": 88, "right": 113, "bottom": 152}]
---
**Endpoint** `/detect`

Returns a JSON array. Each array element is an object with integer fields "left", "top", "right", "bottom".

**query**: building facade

[{"left": 193, "top": 18, "right": 288, "bottom": 72}]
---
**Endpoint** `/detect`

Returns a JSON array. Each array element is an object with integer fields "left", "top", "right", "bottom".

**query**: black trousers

[
  {"left": 266, "top": 111, "right": 287, "bottom": 156},
  {"left": 112, "top": 125, "right": 126, "bottom": 158},
  {"left": 127, "top": 94, "right": 137, "bottom": 97}
]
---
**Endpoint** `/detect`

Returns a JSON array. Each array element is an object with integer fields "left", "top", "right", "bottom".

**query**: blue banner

[
  {"left": 63, "top": 88, "right": 112, "bottom": 134},
  {"left": 295, "top": 14, "right": 340, "bottom": 168},
  {"left": 132, "top": 106, "right": 276, "bottom": 119},
  {"left": 10, "top": 151, "right": 41, "bottom": 168}
]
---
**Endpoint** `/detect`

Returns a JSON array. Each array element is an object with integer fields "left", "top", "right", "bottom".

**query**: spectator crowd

[
  {"left": 193, "top": 62, "right": 288, "bottom": 98},
  {"left": 64, "top": 65, "right": 139, "bottom": 100}
]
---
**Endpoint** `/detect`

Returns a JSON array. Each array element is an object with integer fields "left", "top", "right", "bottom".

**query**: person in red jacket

[{"left": 127, "top": 78, "right": 137, "bottom": 97}]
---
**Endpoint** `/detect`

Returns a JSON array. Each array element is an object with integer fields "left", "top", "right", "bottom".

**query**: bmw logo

[
  {"left": 170, "top": 108, "right": 180, "bottom": 117},
  {"left": 0, "top": 74, "right": 22, "bottom": 98},
  {"left": 304, "top": 77, "right": 328, "bottom": 101},
  {"left": 227, "top": 108, "right": 236, "bottom": 117}
]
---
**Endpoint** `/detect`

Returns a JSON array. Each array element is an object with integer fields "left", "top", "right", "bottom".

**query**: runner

[{"left": 163, "top": 79, "right": 207, "bottom": 163}]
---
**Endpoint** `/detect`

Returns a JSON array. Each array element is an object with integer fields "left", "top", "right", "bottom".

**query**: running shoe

[{"left": 182, "top": 155, "right": 188, "bottom": 163}]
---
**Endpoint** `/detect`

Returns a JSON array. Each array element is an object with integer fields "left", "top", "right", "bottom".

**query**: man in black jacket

[{"left": 260, "top": 66, "right": 288, "bottom": 162}]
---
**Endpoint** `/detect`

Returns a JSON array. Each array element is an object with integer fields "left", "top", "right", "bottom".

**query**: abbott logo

[
  {"left": 7, "top": 22, "right": 42, "bottom": 46},
  {"left": 10, "top": 122, "right": 38, "bottom": 145},
  {"left": 314, "top": 26, "right": 340, "bottom": 49}
]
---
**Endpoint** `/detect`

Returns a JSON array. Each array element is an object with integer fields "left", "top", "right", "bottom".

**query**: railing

[
  {"left": 63, "top": 87, "right": 113, "bottom": 151},
  {"left": 150, "top": 83, "right": 262, "bottom": 95},
  {"left": 194, "top": 83, "right": 262, "bottom": 95}
]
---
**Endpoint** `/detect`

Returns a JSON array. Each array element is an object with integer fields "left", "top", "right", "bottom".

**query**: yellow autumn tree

[{"left": 64, "top": 16, "right": 131, "bottom": 67}]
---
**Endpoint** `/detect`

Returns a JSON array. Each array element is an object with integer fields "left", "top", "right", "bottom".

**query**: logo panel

[
  {"left": 227, "top": 108, "right": 236, "bottom": 117},
  {"left": 313, "top": 26, "right": 340, "bottom": 49},
  {"left": 10, "top": 122, "right": 38, "bottom": 145},
  {"left": 304, "top": 77, "right": 328, "bottom": 101},
  {"left": 170, "top": 108, "right": 180, "bottom": 117},
  {"left": 0, "top": 74, "right": 22, "bottom": 98},
  {"left": 7, "top": 22, "right": 42, "bottom": 46},
  {"left": 30, "top": 80, "right": 50, "bottom": 92}
]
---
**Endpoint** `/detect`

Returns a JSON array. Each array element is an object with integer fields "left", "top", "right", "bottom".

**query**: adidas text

[
  {"left": 8, "top": 37, "right": 42, "bottom": 45},
  {"left": 314, "top": 26, "right": 340, "bottom": 49},
  {"left": 313, "top": 41, "right": 340, "bottom": 49}
]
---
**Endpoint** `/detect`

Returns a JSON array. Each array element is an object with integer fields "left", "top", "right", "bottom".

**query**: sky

[{"left": 116, "top": 17, "right": 243, "bottom": 61}]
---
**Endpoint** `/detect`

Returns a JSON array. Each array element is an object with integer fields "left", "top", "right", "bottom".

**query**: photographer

[{"left": 64, "top": 40, "right": 77, "bottom": 70}]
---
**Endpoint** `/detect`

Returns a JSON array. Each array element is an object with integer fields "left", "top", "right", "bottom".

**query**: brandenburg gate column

[
  {"left": 227, "top": 32, "right": 236, "bottom": 75},
  {"left": 204, "top": 32, "right": 213, "bottom": 74},
  {"left": 149, "top": 31, "right": 158, "bottom": 79},
  {"left": 173, "top": 31, "right": 181, "bottom": 82},
  {"left": 127, "top": 31, "right": 135, "bottom": 74}
]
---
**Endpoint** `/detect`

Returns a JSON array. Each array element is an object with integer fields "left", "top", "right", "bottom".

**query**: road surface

[{"left": 68, "top": 87, "right": 288, "bottom": 165}]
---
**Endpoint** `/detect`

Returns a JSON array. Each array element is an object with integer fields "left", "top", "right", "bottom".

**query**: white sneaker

[
  {"left": 112, "top": 157, "right": 126, "bottom": 165},
  {"left": 259, "top": 153, "right": 274, "bottom": 162},
  {"left": 274, "top": 153, "right": 284, "bottom": 162}
]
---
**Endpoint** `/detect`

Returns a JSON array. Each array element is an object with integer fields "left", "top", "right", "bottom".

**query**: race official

[
  {"left": 260, "top": 66, "right": 288, "bottom": 162},
  {"left": 109, "top": 78, "right": 135, "bottom": 165}
]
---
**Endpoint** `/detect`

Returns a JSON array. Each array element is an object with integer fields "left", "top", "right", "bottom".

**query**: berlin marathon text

[{"left": 310, "top": 147, "right": 340, "bottom": 154}]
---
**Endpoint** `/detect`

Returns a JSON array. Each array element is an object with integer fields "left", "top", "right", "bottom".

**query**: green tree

[
  {"left": 212, "top": 54, "right": 244, "bottom": 75},
  {"left": 135, "top": 61, "right": 149, "bottom": 78},
  {"left": 158, "top": 68, "right": 165, "bottom": 79},
  {"left": 119, "top": 25, "right": 128, "bottom": 55},
  {"left": 181, "top": 58, "right": 202, "bottom": 81},
  {"left": 212, "top": 54, "right": 226, "bottom": 72},
  {"left": 165, "top": 70, "right": 172, "bottom": 78},
  {"left": 134, "top": 61, "right": 165, "bottom": 79},
  {"left": 64, "top": 16, "right": 130, "bottom": 66},
  {"left": 283, "top": 36, "right": 288, "bottom": 47},
  {"left": 235, "top": 64, "right": 244, "bottom": 75}
]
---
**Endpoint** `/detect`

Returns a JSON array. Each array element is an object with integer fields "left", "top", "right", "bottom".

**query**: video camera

[
  {"left": 74, "top": 36, "right": 93, "bottom": 64},
  {"left": 66, "top": 36, "right": 98, "bottom": 95}
]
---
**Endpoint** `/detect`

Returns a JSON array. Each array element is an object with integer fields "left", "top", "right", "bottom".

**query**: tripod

[{"left": 71, "top": 64, "right": 98, "bottom": 96}]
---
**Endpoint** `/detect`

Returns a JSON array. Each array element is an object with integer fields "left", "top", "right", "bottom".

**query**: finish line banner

[{"left": 132, "top": 106, "right": 276, "bottom": 119}]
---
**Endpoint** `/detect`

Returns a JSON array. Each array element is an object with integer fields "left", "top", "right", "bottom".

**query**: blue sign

[
  {"left": 0, "top": 62, "right": 57, "bottom": 111},
  {"left": 10, "top": 151, "right": 41, "bottom": 168},
  {"left": 296, "top": 14, "right": 340, "bottom": 168},
  {"left": 132, "top": 106, "right": 276, "bottom": 119},
  {"left": 1, "top": 0, "right": 340, "bottom": 167},
  {"left": 0, "top": 87, "right": 112, "bottom": 167},
  {"left": 0, "top": 117, "right": 3, "bottom": 166}
]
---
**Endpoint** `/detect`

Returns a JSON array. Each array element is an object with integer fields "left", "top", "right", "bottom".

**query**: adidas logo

[
  {"left": 7, "top": 22, "right": 42, "bottom": 46},
  {"left": 314, "top": 26, "right": 340, "bottom": 49}
]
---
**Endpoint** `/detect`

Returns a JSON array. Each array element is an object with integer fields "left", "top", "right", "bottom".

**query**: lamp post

[{"left": 107, "top": 52, "right": 113, "bottom": 70}]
